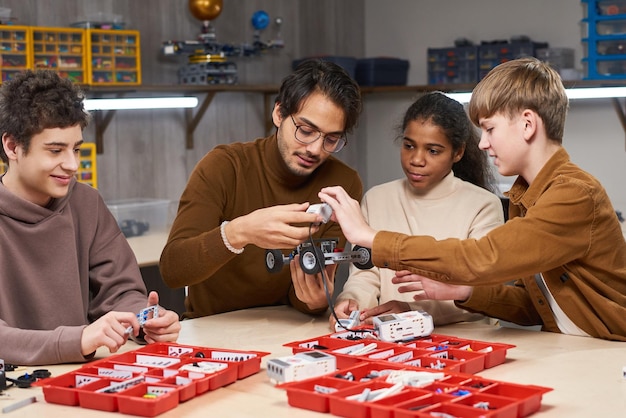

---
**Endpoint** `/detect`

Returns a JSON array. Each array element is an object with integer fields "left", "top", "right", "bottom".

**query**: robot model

[
  {"left": 264, "top": 204, "right": 374, "bottom": 275},
  {"left": 162, "top": 0, "right": 283, "bottom": 85}
]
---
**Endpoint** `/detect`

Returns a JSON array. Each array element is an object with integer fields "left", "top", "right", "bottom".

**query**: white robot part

[
  {"left": 306, "top": 203, "right": 333, "bottom": 224},
  {"left": 335, "top": 310, "right": 361, "bottom": 332},
  {"left": 373, "top": 310, "right": 434, "bottom": 342},
  {"left": 266, "top": 351, "right": 336, "bottom": 384}
]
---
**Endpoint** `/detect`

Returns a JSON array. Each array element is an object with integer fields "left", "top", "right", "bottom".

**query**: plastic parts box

[
  {"left": 355, "top": 58, "right": 409, "bottom": 86},
  {"left": 87, "top": 29, "right": 141, "bottom": 85},
  {"left": 106, "top": 198, "right": 172, "bottom": 237},
  {"left": 427, "top": 46, "right": 478, "bottom": 84},
  {"left": 582, "top": 0, "right": 626, "bottom": 79},
  {"left": 40, "top": 342, "right": 269, "bottom": 417},
  {"left": 478, "top": 41, "right": 548, "bottom": 80},
  {"left": 278, "top": 332, "right": 551, "bottom": 418},
  {"left": 31, "top": 26, "right": 87, "bottom": 84},
  {"left": 284, "top": 330, "right": 515, "bottom": 372},
  {"left": 536, "top": 47, "right": 575, "bottom": 70},
  {"left": 281, "top": 363, "right": 552, "bottom": 418},
  {"left": 0, "top": 25, "right": 32, "bottom": 82}
]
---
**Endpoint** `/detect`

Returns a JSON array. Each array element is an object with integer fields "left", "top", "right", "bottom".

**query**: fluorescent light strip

[
  {"left": 84, "top": 97, "right": 199, "bottom": 111},
  {"left": 446, "top": 87, "right": 626, "bottom": 104},
  {"left": 444, "top": 92, "right": 472, "bottom": 103},
  {"left": 565, "top": 87, "right": 626, "bottom": 99}
]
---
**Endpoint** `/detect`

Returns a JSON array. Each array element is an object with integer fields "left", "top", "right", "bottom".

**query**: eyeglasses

[{"left": 289, "top": 115, "right": 347, "bottom": 153}]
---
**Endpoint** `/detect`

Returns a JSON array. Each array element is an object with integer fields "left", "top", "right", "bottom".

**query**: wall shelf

[
  {"left": 83, "top": 84, "right": 280, "bottom": 153},
  {"left": 84, "top": 80, "right": 626, "bottom": 153}
]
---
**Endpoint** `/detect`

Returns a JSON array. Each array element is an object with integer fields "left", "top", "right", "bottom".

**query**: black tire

[
  {"left": 352, "top": 245, "right": 374, "bottom": 270},
  {"left": 300, "top": 246, "right": 324, "bottom": 275},
  {"left": 265, "top": 249, "right": 284, "bottom": 273}
]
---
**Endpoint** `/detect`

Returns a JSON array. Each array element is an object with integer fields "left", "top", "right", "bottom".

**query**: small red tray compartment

[
  {"left": 172, "top": 358, "right": 238, "bottom": 390},
  {"left": 116, "top": 383, "right": 180, "bottom": 417},
  {"left": 480, "top": 382, "right": 552, "bottom": 417},
  {"left": 369, "top": 388, "right": 432, "bottom": 418},
  {"left": 392, "top": 393, "right": 456, "bottom": 418},
  {"left": 451, "top": 392, "right": 520, "bottom": 418},
  {"left": 282, "top": 375, "right": 359, "bottom": 413},
  {"left": 40, "top": 372, "right": 102, "bottom": 406},
  {"left": 421, "top": 348, "right": 486, "bottom": 374},
  {"left": 76, "top": 377, "right": 127, "bottom": 412},
  {"left": 328, "top": 380, "right": 402, "bottom": 418}
]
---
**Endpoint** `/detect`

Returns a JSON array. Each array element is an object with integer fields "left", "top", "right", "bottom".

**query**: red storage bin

[{"left": 41, "top": 343, "right": 267, "bottom": 416}]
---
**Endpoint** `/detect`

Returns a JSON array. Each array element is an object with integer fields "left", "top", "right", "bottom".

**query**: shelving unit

[
  {"left": 0, "top": 24, "right": 31, "bottom": 82},
  {"left": 32, "top": 26, "right": 87, "bottom": 83},
  {"left": 582, "top": 0, "right": 626, "bottom": 79},
  {"left": 87, "top": 29, "right": 141, "bottom": 85},
  {"left": 77, "top": 142, "right": 98, "bottom": 188}
]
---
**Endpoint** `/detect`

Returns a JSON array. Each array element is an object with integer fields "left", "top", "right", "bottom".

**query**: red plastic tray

[
  {"left": 41, "top": 343, "right": 268, "bottom": 417},
  {"left": 281, "top": 367, "right": 551, "bottom": 418},
  {"left": 286, "top": 330, "right": 516, "bottom": 373}
]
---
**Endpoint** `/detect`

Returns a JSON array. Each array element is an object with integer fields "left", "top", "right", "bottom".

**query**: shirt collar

[{"left": 506, "top": 147, "right": 570, "bottom": 209}]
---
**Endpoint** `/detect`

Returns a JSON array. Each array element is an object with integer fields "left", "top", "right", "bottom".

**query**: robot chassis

[{"left": 265, "top": 238, "right": 374, "bottom": 275}]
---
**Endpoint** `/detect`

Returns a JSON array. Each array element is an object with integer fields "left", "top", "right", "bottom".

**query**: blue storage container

[
  {"left": 582, "top": 0, "right": 626, "bottom": 79},
  {"left": 355, "top": 58, "right": 409, "bottom": 86}
]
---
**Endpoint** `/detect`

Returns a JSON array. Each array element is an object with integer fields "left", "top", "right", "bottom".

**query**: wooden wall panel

[{"left": 1, "top": 0, "right": 365, "bottom": 202}]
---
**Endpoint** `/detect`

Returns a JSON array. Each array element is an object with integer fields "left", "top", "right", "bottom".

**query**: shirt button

[{"left": 537, "top": 299, "right": 544, "bottom": 305}]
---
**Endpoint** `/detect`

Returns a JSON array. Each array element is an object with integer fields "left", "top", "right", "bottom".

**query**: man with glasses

[{"left": 160, "top": 59, "right": 363, "bottom": 318}]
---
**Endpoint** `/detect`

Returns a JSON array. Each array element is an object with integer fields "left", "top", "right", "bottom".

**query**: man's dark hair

[
  {"left": 275, "top": 59, "right": 362, "bottom": 134},
  {"left": 0, "top": 69, "right": 90, "bottom": 163}
]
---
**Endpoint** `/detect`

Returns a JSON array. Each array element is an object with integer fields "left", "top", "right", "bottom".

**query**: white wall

[{"left": 362, "top": 0, "right": 626, "bottom": 213}]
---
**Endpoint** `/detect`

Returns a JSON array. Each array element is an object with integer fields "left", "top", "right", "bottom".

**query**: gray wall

[{"left": 363, "top": 0, "right": 626, "bottom": 213}]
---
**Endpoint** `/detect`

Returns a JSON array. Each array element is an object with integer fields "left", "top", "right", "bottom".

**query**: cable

[{"left": 306, "top": 225, "right": 375, "bottom": 335}]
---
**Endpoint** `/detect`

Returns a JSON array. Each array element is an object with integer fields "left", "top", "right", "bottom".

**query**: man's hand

[
  {"left": 224, "top": 203, "right": 324, "bottom": 250},
  {"left": 392, "top": 270, "right": 472, "bottom": 302},
  {"left": 141, "top": 291, "right": 181, "bottom": 344},
  {"left": 81, "top": 311, "right": 138, "bottom": 356},
  {"left": 318, "top": 187, "right": 377, "bottom": 249},
  {"left": 359, "top": 300, "right": 411, "bottom": 324},
  {"left": 329, "top": 298, "right": 359, "bottom": 330},
  {"left": 291, "top": 254, "right": 337, "bottom": 311}
]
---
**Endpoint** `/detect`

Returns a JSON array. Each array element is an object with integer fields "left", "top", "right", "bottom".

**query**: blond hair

[{"left": 468, "top": 57, "right": 568, "bottom": 143}]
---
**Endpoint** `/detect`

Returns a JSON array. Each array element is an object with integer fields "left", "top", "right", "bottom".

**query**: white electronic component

[
  {"left": 125, "top": 305, "right": 159, "bottom": 335},
  {"left": 335, "top": 310, "right": 361, "bottom": 332},
  {"left": 306, "top": 203, "right": 333, "bottom": 224},
  {"left": 373, "top": 310, "right": 434, "bottom": 342},
  {"left": 266, "top": 351, "right": 336, "bottom": 384}
]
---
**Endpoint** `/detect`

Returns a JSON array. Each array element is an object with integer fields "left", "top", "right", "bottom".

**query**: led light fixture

[
  {"left": 83, "top": 97, "right": 199, "bottom": 111},
  {"left": 446, "top": 87, "right": 626, "bottom": 104}
]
